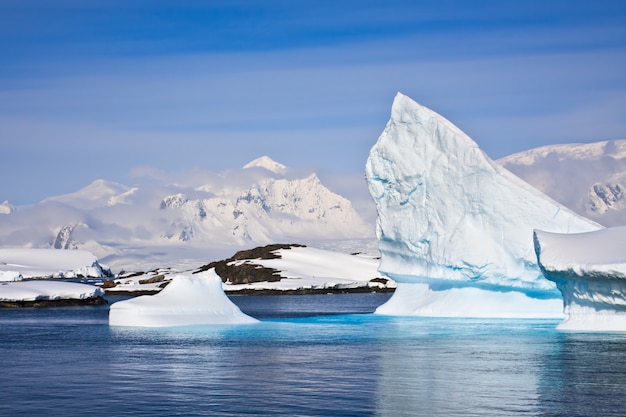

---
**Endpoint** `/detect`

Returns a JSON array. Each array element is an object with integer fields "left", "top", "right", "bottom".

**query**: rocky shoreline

[
  {"left": 0, "top": 296, "right": 108, "bottom": 308},
  {"left": 105, "top": 286, "right": 395, "bottom": 297}
]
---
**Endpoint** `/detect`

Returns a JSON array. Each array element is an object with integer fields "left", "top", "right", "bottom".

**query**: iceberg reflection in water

[{"left": 1, "top": 294, "right": 625, "bottom": 417}]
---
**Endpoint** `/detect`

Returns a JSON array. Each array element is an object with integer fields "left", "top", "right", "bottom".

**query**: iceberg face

[
  {"left": 375, "top": 283, "right": 563, "bottom": 318},
  {"left": 109, "top": 270, "right": 258, "bottom": 327},
  {"left": 365, "top": 93, "right": 601, "bottom": 317},
  {"left": 534, "top": 228, "right": 626, "bottom": 331}
]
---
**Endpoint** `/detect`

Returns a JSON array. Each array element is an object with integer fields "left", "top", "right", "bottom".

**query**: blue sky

[{"left": 1, "top": 0, "right": 625, "bottom": 205}]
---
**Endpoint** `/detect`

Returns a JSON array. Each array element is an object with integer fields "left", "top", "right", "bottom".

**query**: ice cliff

[
  {"left": 365, "top": 93, "right": 601, "bottom": 317},
  {"left": 534, "top": 227, "right": 626, "bottom": 331}
]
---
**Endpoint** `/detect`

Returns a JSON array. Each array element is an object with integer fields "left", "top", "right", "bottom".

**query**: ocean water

[{"left": 1, "top": 293, "right": 625, "bottom": 417}]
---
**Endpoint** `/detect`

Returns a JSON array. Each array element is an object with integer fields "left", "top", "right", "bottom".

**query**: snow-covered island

[
  {"left": 365, "top": 93, "right": 602, "bottom": 318},
  {"left": 0, "top": 248, "right": 109, "bottom": 306},
  {"left": 0, "top": 242, "right": 390, "bottom": 308},
  {"left": 106, "top": 244, "right": 394, "bottom": 295},
  {"left": 0, "top": 248, "right": 111, "bottom": 281},
  {"left": 534, "top": 227, "right": 626, "bottom": 331},
  {"left": 0, "top": 280, "right": 105, "bottom": 307}
]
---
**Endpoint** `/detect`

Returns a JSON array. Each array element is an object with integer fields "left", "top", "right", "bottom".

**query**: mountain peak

[
  {"left": 243, "top": 156, "right": 287, "bottom": 174},
  {"left": 0, "top": 200, "right": 14, "bottom": 215},
  {"left": 41, "top": 179, "right": 131, "bottom": 209}
]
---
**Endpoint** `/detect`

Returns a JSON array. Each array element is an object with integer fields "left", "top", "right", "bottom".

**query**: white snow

[
  {"left": 42, "top": 179, "right": 132, "bottom": 210},
  {"left": 0, "top": 271, "right": 23, "bottom": 282},
  {"left": 105, "top": 245, "right": 391, "bottom": 294},
  {"left": 223, "top": 245, "right": 392, "bottom": 292},
  {"left": 534, "top": 227, "right": 626, "bottom": 331},
  {"left": 243, "top": 155, "right": 287, "bottom": 174},
  {"left": 0, "top": 280, "right": 104, "bottom": 302},
  {"left": 0, "top": 248, "right": 108, "bottom": 278},
  {"left": 0, "top": 248, "right": 107, "bottom": 303},
  {"left": 0, "top": 157, "right": 371, "bottom": 272},
  {"left": 109, "top": 270, "right": 258, "bottom": 327},
  {"left": 499, "top": 140, "right": 626, "bottom": 227},
  {"left": 0, "top": 200, "right": 14, "bottom": 215},
  {"left": 365, "top": 93, "right": 601, "bottom": 318}
]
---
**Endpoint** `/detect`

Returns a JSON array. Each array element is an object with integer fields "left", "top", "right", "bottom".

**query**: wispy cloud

[{"left": 0, "top": 1, "right": 624, "bottom": 204}]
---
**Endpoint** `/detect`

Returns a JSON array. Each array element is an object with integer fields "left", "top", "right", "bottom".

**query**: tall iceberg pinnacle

[{"left": 365, "top": 93, "right": 601, "bottom": 317}]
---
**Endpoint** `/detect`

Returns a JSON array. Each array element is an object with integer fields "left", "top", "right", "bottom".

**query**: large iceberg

[
  {"left": 109, "top": 270, "right": 258, "bottom": 327},
  {"left": 365, "top": 93, "right": 601, "bottom": 317},
  {"left": 534, "top": 227, "right": 626, "bottom": 331}
]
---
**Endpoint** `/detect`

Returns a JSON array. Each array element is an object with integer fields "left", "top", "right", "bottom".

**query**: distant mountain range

[
  {"left": 498, "top": 140, "right": 626, "bottom": 227},
  {"left": 0, "top": 156, "right": 373, "bottom": 271},
  {"left": 2, "top": 141, "right": 626, "bottom": 273}
]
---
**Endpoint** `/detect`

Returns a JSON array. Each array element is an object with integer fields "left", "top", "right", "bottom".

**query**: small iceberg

[
  {"left": 109, "top": 270, "right": 258, "bottom": 327},
  {"left": 534, "top": 227, "right": 626, "bottom": 331}
]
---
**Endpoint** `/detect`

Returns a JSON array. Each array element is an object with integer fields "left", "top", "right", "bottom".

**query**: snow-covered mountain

[
  {"left": 41, "top": 179, "right": 136, "bottom": 210},
  {"left": 0, "top": 200, "right": 15, "bottom": 215},
  {"left": 498, "top": 140, "right": 626, "bottom": 227},
  {"left": 242, "top": 155, "right": 288, "bottom": 174},
  {"left": 0, "top": 157, "right": 373, "bottom": 271}
]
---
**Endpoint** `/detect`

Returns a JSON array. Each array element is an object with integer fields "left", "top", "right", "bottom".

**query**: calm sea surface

[{"left": 1, "top": 293, "right": 626, "bottom": 417}]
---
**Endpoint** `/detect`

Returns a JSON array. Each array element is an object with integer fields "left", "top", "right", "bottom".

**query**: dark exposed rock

[
  {"left": 101, "top": 279, "right": 118, "bottom": 289},
  {"left": 0, "top": 297, "right": 108, "bottom": 308},
  {"left": 225, "top": 286, "right": 395, "bottom": 295},
  {"left": 138, "top": 274, "right": 166, "bottom": 284},
  {"left": 117, "top": 271, "right": 146, "bottom": 279},
  {"left": 194, "top": 243, "right": 305, "bottom": 285}
]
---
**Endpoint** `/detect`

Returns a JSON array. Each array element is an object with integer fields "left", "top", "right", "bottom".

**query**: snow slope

[
  {"left": 366, "top": 93, "right": 601, "bottom": 317},
  {"left": 499, "top": 140, "right": 626, "bottom": 227},
  {"left": 0, "top": 281, "right": 104, "bottom": 302},
  {"left": 0, "top": 248, "right": 110, "bottom": 279},
  {"left": 223, "top": 245, "right": 392, "bottom": 292},
  {"left": 106, "top": 244, "right": 392, "bottom": 294},
  {"left": 534, "top": 227, "right": 626, "bottom": 331},
  {"left": 109, "top": 270, "right": 258, "bottom": 327}
]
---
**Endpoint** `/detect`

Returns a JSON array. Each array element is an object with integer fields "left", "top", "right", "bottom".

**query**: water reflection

[
  {"left": 106, "top": 320, "right": 384, "bottom": 416},
  {"left": 375, "top": 318, "right": 550, "bottom": 417},
  {"left": 3, "top": 302, "right": 626, "bottom": 417},
  {"left": 536, "top": 332, "right": 626, "bottom": 417}
]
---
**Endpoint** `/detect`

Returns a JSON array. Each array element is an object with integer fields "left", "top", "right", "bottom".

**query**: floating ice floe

[
  {"left": 534, "top": 227, "right": 626, "bottom": 331},
  {"left": 109, "top": 270, "right": 258, "bottom": 327},
  {"left": 365, "top": 93, "right": 601, "bottom": 318}
]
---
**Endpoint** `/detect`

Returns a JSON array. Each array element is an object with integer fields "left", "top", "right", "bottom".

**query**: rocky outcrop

[
  {"left": 194, "top": 243, "right": 305, "bottom": 284},
  {"left": 0, "top": 297, "right": 107, "bottom": 308}
]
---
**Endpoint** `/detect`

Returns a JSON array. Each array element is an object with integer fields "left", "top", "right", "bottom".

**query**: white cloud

[{"left": 1, "top": 17, "right": 624, "bottom": 203}]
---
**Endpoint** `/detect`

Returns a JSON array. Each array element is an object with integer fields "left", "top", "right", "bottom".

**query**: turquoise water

[{"left": 1, "top": 293, "right": 625, "bottom": 416}]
